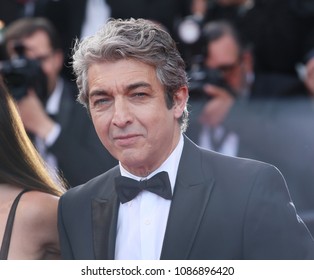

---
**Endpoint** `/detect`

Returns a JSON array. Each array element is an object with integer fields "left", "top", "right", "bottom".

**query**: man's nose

[{"left": 112, "top": 98, "right": 133, "bottom": 127}]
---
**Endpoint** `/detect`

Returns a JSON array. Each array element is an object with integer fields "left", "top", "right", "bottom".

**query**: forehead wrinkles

[{"left": 88, "top": 61, "right": 156, "bottom": 94}]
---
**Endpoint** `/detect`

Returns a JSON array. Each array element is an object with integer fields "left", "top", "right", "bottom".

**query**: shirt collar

[{"left": 119, "top": 134, "right": 184, "bottom": 192}]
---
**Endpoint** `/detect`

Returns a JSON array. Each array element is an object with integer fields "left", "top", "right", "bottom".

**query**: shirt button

[{"left": 144, "top": 219, "right": 151, "bottom": 225}]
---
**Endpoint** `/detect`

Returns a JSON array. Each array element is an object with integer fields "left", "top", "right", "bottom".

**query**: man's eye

[
  {"left": 133, "top": 92, "right": 148, "bottom": 97},
  {"left": 92, "top": 98, "right": 109, "bottom": 107}
]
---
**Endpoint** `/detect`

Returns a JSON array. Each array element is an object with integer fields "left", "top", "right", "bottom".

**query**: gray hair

[{"left": 72, "top": 18, "right": 189, "bottom": 131}]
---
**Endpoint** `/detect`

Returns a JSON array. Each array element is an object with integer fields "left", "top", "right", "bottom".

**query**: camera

[
  {"left": 187, "top": 56, "right": 234, "bottom": 100},
  {"left": 0, "top": 43, "right": 47, "bottom": 102}
]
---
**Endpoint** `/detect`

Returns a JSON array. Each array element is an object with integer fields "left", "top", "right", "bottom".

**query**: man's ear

[{"left": 173, "top": 85, "right": 189, "bottom": 119}]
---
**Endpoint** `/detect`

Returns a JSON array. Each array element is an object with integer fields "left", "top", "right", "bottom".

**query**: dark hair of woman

[{"left": 0, "top": 77, "right": 65, "bottom": 196}]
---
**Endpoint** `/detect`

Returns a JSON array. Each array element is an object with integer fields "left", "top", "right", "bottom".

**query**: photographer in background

[
  {"left": 187, "top": 20, "right": 310, "bottom": 155},
  {"left": 1, "top": 17, "right": 117, "bottom": 187}
]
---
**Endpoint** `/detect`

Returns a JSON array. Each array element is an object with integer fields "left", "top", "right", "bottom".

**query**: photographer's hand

[
  {"left": 17, "top": 90, "right": 56, "bottom": 140},
  {"left": 199, "top": 84, "right": 235, "bottom": 127}
]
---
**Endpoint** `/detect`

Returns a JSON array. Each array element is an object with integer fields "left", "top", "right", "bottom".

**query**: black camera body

[
  {"left": 0, "top": 44, "right": 47, "bottom": 103},
  {"left": 188, "top": 65, "right": 234, "bottom": 100}
]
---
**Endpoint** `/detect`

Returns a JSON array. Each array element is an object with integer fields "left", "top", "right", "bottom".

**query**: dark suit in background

[{"left": 58, "top": 136, "right": 314, "bottom": 259}]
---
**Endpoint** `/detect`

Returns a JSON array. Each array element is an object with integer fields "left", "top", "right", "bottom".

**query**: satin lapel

[
  {"left": 91, "top": 168, "right": 120, "bottom": 260},
  {"left": 160, "top": 136, "right": 215, "bottom": 259},
  {"left": 92, "top": 196, "right": 119, "bottom": 259}
]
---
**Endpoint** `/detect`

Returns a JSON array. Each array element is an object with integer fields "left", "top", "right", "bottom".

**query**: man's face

[
  {"left": 205, "top": 35, "right": 249, "bottom": 93},
  {"left": 8, "top": 30, "right": 63, "bottom": 94},
  {"left": 87, "top": 59, "right": 187, "bottom": 177}
]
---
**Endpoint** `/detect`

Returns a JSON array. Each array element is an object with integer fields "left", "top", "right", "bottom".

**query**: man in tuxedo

[
  {"left": 58, "top": 18, "right": 314, "bottom": 259},
  {"left": 2, "top": 17, "right": 117, "bottom": 187}
]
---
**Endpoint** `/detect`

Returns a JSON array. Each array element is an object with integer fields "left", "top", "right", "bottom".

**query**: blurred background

[{"left": 1, "top": 0, "right": 314, "bottom": 235}]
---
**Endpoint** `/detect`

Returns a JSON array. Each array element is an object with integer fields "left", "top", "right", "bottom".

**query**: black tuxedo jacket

[{"left": 58, "top": 135, "right": 314, "bottom": 259}]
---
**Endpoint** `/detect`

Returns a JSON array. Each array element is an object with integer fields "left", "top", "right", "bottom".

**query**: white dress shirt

[{"left": 115, "top": 134, "right": 184, "bottom": 260}]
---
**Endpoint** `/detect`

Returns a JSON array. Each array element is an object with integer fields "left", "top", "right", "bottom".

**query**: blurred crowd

[{"left": 1, "top": 0, "right": 314, "bottom": 234}]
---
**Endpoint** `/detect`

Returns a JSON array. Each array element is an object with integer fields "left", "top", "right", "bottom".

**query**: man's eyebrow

[
  {"left": 126, "top": 82, "right": 151, "bottom": 91},
  {"left": 89, "top": 82, "right": 152, "bottom": 98},
  {"left": 89, "top": 89, "right": 108, "bottom": 98}
]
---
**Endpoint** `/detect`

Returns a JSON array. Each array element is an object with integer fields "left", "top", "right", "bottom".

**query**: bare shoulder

[
  {"left": 9, "top": 191, "right": 61, "bottom": 259},
  {"left": 17, "top": 191, "right": 59, "bottom": 228},
  {"left": 19, "top": 191, "right": 59, "bottom": 210}
]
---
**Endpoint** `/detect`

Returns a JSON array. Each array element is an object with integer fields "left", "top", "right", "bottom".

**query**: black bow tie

[{"left": 115, "top": 171, "right": 172, "bottom": 204}]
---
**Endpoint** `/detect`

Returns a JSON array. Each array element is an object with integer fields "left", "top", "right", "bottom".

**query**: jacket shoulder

[{"left": 61, "top": 166, "right": 120, "bottom": 201}]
